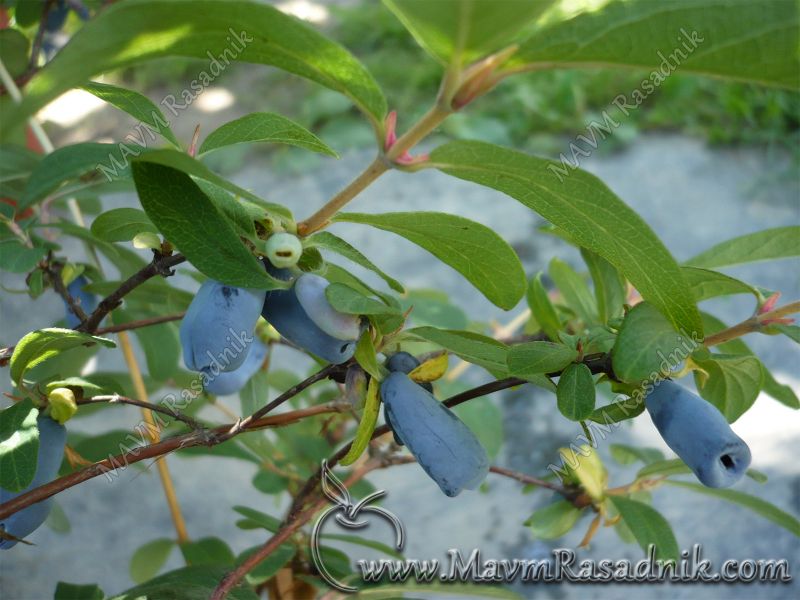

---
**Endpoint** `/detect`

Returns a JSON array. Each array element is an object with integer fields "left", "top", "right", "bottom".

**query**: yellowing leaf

[{"left": 409, "top": 352, "right": 449, "bottom": 383}]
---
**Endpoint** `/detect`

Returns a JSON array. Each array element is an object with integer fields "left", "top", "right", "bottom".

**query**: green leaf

[
  {"left": 321, "top": 533, "right": 403, "bottom": 559},
  {"left": 0, "top": 399, "right": 40, "bottom": 492},
  {"left": 612, "top": 302, "right": 686, "bottom": 384},
  {"left": 180, "top": 536, "right": 235, "bottom": 567},
  {"left": 700, "top": 312, "right": 798, "bottom": 410},
  {"left": 692, "top": 353, "right": 764, "bottom": 422},
  {"left": 131, "top": 161, "right": 279, "bottom": 289},
  {"left": 408, "top": 326, "right": 508, "bottom": 376},
  {"left": 335, "top": 211, "right": 526, "bottom": 310},
  {"left": 636, "top": 458, "right": 692, "bottom": 480},
  {"left": 0, "top": 29, "right": 31, "bottom": 78},
  {"left": 199, "top": 112, "right": 337, "bottom": 157},
  {"left": 556, "top": 363, "right": 596, "bottom": 421},
  {"left": 113, "top": 566, "right": 258, "bottom": 600},
  {"left": 666, "top": 480, "right": 800, "bottom": 537},
  {"left": 307, "top": 231, "right": 404, "bottom": 293},
  {"left": 341, "top": 378, "right": 381, "bottom": 466},
  {"left": 251, "top": 469, "right": 289, "bottom": 495},
  {"left": 325, "top": 283, "right": 401, "bottom": 316},
  {"left": 588, "top": 395, "right": 645, "bottom": 424},
  {"left": 90, "top": 208, "right": 158, "bottom": 243},
  {"left": 354, "top": 331, "right": 384, "bottom": 381},
  {"left": 383, "top": 0, "right": 553, "bottom": 66},
  {"left": 81, "top": 81, "right": 180, "bottom": 147},
  {"left": 608, "top": 496, "right": 679, "bottom": 563},
  {"left": 429, "top": 141, "right": 702, "bottom": 335},
  {"left": 581, "top": 249, "right": 626, "bottom": 323},
  {"left": 237, "top": 544, "right": 296, "bottom": 587},
  {"left": 772, "top": 324, "right": 800, "bottom": 344},
  {"left": 233, "top": 506, "right": 281, "bottom": 533},
  {"left": 512, "top": 0, "right": 799, "bottom": 89},
  {"left": 453, "top": 395, "right": 504, "bottom": 460},
  {"left": 129, "top": 538, "right": 175, "bottom": 584},
  {"left": 44, "top": 376, "right": 122, "bottom": 398},
  {"left": 135, "top": 148, "right": 291, "bottom": 220},
  {"left": 130, "top": 316, "right": 181, "bottom": 382},
  {"left": 557, "top": 445, "right": 607, "bottom": 501},
  {"left": 549, "top": 257, "right": 596, "bottom": 325},
  {"left": 526, "top": 272, "right": 560, "bottom": 340},
  {"left": 1, "top": 0, "right": 386, "bottom": 138},
  {"left": 506, "top": 341, "right": 577, "bottom": 380},
  {"left": 54, "top": 582, "right": 105, "bottom": 600},
  {"left": 10, "top": 328, "right": 116, "bottom": 387},
  {"left": 682, "top": 266, "right": 760, "bottom": 302},
  {"left": 20, "top": 143, "right": 130, "bottom": 209},
  {"left": 0, "top": 144, "right": 40, "bottom": 185},
  {"left": 686, "top": 226, "right": 800, "bottom": 268},
  {"left": 525, "top": 500, "right": 583, "bottom": 539},
  {"left": 609, "top": 444, "right": 663, "bottom": 466},
  {"left": 0, "top": 240, "right": 47, "bottom": 274}
]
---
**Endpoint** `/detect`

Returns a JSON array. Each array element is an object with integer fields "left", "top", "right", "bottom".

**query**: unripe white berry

[{"left": 265, "top": 232, "right": 303, "bottom": 268}]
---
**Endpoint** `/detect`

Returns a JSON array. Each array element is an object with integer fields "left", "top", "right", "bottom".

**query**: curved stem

[
  {"left": 703, "top": 300, "right": 800, "bottom": 347},
  {"left": 296, "top": 104, "right": 451, "bottom": 236}
]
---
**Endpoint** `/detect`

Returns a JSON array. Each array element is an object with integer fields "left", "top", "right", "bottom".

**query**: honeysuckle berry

[
  {"left": 204, "top": 339, "right": 268, "bottom": 396},
  {"left": 265, "top": 232, "right": 303, "bottom": 269},
  {"left": 63, "top": 275, "right": 97, "bottom": 328},
  {"left": 0, "top": 416, "right": 66, "bottom": 549},
  {"left": 180, "top": 279, "right": 266, "bottom": 374},
  {"left": 294, "top": 273, "right": 362, "bottom": 340},
  {"left": 47, "top": 387, "right": 77, "bottom": 424},
  {"left": 384, "top": 351, "right": 433, "bottom": 392},
  {"left": 645, "top": 379, "right": 752, "bottom": 488},
  {"left": 261, "top": 273, "right": 360, "bottom": 364},
  {"left": 380, "top": 372, "right": 489, "bottom": 497}
]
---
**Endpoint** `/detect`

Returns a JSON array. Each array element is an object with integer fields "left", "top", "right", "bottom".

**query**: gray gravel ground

[{"left": 1, "top": 133, "right": 798, "bottom": 599}]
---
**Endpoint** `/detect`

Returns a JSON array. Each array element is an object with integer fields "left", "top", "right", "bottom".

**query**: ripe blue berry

[
  {"left": 261, "top": 274, "right": 360, "bottom": 364},
  {"left": 203, "top": 339, "right": 268, "bottom": 396},
  {"left": 385, "top": 352, "right": 433, "bottom": 392},
  {"left": 380, "top": 372, "right": 489, "bottom": 497},
  {"left": 180, "top": 279, "right": 266, "bottom": 373},
  {"left": 0, "top": 416, "right": 66, "bottom": 549},
  {"left": 645, "top": 379, "right": 751, "bottom": 488}
]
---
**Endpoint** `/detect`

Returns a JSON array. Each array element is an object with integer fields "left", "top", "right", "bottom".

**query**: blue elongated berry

[
  {"left": 63, "top": 275, "right": 97, "bottom": 328},
  {"left": 44, "top": 1, "right": 69, "bottom": 32},
  {"left": 180, "top": 279, "right": 266, "bottom": 373},
  {"left": 380, "top": 372, "right": 489, "bottom": 497},
  {"left": 645, "top": 379, "right": 751, "bottom": 488},
  {"left": 0, "top": 416, "right": 66, "bottom": 549},
  {"left": 203, "top": 339, "right": 268, "bottom": 396},
  {"left": 261, "top": 274, "right": 359, "bottom": 365},
  {"left": 295, "top": 274, "right": 362, "bottom": 340},
  {"left": 385, "top": 352, "right": 433, "bottom": 392}
]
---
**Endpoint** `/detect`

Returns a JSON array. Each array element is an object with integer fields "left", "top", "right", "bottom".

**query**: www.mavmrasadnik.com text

[{"left": 357, "top": 546, "right": 792, "bottom": 584}]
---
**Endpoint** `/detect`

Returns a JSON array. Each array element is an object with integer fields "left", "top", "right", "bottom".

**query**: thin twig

[
  {"left": 78, "top": 394, "right": 203, "bottom": 431},
  {"left": 94, "top": 312, "right": 185, "bottom": 335},
  {"left": 78, "top": 251, "right": 185, "bottom": 332}
]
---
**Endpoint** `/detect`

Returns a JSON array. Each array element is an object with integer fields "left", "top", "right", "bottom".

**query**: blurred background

[{"left": 1, "top": 0, "right": 798, "bottom": 598}]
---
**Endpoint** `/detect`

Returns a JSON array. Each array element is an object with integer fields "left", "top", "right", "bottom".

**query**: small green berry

[
  {"left": 265, "top": 232, "right": 303, "bottom": 269},
  {"left": 47, "top": 387, "right": 78, "bottom": 424}
]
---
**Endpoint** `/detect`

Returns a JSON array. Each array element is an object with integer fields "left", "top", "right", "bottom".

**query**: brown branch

[
  {"left": 94, "top": 312, "right": 185, "bottom": 335},
  {"left": 28, "top": 0, "right": 57, "bottom": 71},
  {"left": 44, "top": 259, "right": 89, "bottom": 325},
  {"left": 79, "top": 251, "right": 185, "bottom": 332},
  {"left": 210, "top": 459, "right": 380, "bottom": 600},
  {"left": 77, "top": 394, "right": 203, "bottom": 430},
  {"left": 0, "top": 403, "right": 348, "bottom": 521}
]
